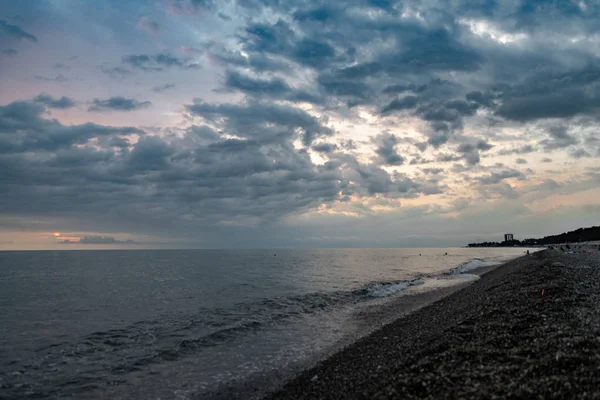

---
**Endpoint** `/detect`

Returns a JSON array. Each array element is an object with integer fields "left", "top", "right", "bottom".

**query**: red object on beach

[{"left": 542, "top": 289, "right": 545, "bottom": 296}]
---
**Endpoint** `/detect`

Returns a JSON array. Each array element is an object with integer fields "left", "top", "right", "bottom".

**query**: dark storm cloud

[
  {"left": 290, "top": 38, "right": 337, "bottom": 68},
  {"left": 223, "top": 69, "right": 290, "bottom": 96},
  {"left": 88, "top": 97, "right": 152, "bottom": 112},
  {"left": 2, "top": 48, "right": 18, "bottom": 56},
  {"left": 381, "top": 96, "right": 419, "bottom": 114},
  {"left": 225, "top": 0, "right": 600, "bottom": 155},
  {"left": 0, "top": 19, "right": 37, "bottom": 42},
  {"left": 123, "top": 53, "right": 200, "bottom": 71},
  {"left": 152, "top": 83, "right": 176, "bottom": 93},
  {"left": 33, "top": 93, "right": 76, "bottom": 109},
  {"left": 0, "top": 98, "right": 456, "bottom": 237},
  {"left": 185, "top": 99, "right": 333, "bottom": 145},
  {"left": 496, "top": 87, "right": 600, "bottom": 121},
  {"left": 0, "top": 100, "right": 143, "bottom": 153},
  {"left": 382, "top": 29, "right": 483, "bottom": 74},
  {"left": 487, "top": 64, "right": 600, "bottom": 121}
]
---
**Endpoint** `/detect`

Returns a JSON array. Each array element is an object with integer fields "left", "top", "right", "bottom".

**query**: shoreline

[
  {"left": 205, "top": 253, "right": 529, "bottom": 400},
  {"left": 264, "top": 249, "right": 600, "bottom": 399}
]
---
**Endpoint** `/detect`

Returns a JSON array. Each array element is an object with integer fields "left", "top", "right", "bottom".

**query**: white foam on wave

[
  {"left": 452, "top": 258, "right": 502, "bottom": 274},
  {"left": 408, "top": 274, "right": 480, "bottom": 293},
  {"left": 367, "top": 278, "right": 425, "bottom": 298}
]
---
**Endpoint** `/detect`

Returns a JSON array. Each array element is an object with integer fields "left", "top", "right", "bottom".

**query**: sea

[{"left": 0, "top": 248, "right": 533, "bottom": 399}]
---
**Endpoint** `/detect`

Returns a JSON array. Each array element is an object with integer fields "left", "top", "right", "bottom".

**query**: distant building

[{"left": 504, "top": 233, "right": 514, "bottom": 241}]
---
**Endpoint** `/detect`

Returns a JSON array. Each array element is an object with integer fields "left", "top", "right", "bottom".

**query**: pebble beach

[{"left": 268, "top": 248, "right": 600, "bottom": 399}]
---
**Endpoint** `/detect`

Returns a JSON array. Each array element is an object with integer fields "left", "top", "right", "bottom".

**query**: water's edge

[{"left": 204, "top": 253, "right": 528, "bottom": 400}]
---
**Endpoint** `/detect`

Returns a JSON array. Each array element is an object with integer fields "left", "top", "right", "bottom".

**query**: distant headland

[{"left": 467, "top": 226, "right": 600, "bottom": 247}]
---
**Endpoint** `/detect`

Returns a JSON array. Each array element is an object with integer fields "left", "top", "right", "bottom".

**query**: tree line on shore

[{"left": 467, "top": 226, "right": 600, "bottom": 247}]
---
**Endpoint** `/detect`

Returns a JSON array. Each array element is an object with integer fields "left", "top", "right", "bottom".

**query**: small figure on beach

[
  {"left": 444, "top": 252, "right": 448, "bottom": 256},
  {"left": 526, "top": 250, "right": 530, "bottom": 255}
]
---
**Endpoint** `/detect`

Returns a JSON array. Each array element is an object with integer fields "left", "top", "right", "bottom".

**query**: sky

[{"left": 0, "top": 0, "right": 599, "bottom": 250}]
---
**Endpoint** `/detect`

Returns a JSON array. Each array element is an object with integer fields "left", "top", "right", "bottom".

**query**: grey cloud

[
  {"left": 428, "top": 133, "right": 451, "bottom": 149},
  {"left": 137, "top": 16, "right": 159, "bottom": 34},
  {"left": 88, "top": 97, "right": 152, "bottom": 112},
  {"left": 477, "top": 169, "right": 525, "bottom": 185},
  {"left": 372, "top": 133, "right": 404, "bottom": 166},
  {"left": 497, "top": 144, "right": 536, "bottom": 156},
  {"left": 0, "top": 19, "right": 37, "bottom": 42},
  {"left": 456, "top": 142, "right": 487, "bottom": 166},
  {"left": 478, "top": 182, "right": 519, "bottom": 200},
  {"left": 34, "top": 74, "right": 68, "bottom": 82},
  {"left": 0, "top": 100, "right": 143, "bottom": 153},
  {"left": 528, "top": 179, "right": 561, "bottom": 193},
  {"left": 33, "top": 93, "right": 76, "bottom": 109},
  {"left": 422, "top": 168, "right": 444, "bottom": 175},
  {"left": 123, "top": 53, "right": 200, "bottom": 71},
  {"left": 515, "top": 158, "right": 527, "bottom": 164},
  {"left": 381, "top": 96, "right": 419, "bottom": 114},
  {"left": 2, "top": 48, "right": 18, "bottom": 56},
  {"left": 293, "top": 5, "right": 337, "bottom": 22},
  {"left": 209, "top": 46, "right": 292, "bottom": 73},
  {"left": 496, "top": 87, "right": 600, "bottom": 121},
  {"left": 436, "top": 154, "right": 461, "bottom": 162},
  {"left": 542, "top": 157, "right": 553, "bottom": 163},
  {"left": 54, "top": 63, "right": 70, "bottom": 70},
  {"left": 568, "top": 148, "right": 591, "bottom": 158},
  {"left": 312, "top": 142, "right": 337, "bottom": 153},
  {"left": 290, "top": 38, "right": 336, "bottom": 68},
  {"left": 67, "top": 236, "right": 136, "bottom": 244},
  {"left": 331, "top": 62, "right": 382, "bottom": 80},
  {"left": 223, "top": 69, "right": 290, "bottom": 96},
  {"left": 379, "top": 29, "right": 482, "bottom": 74},
  {"left": 168, "top": 0, "right": 215, "bottom": 13},
  {"left": 152, "top": 83, "right": 176, "bottom": 93},
  {"left": 99, "top": 65, "right": 135, "bottom": 79},
  {"left": 540, "top": 125, "right": 578, "bottom": 151},
  {"left": 241, "top": 20, "right": 341, "bottom": 69},
  {"left": 492, "top": 64, "right": 600, "bottom": 122},
  {"left": 466, "top": 91, "right": 494, "bottom": 107},
  {"left": 185, "top": 99, "right": 333, "bottom": 145}
]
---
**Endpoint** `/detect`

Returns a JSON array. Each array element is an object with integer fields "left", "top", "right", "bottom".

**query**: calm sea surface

[{"left": 0, "top": 248, "right": 532, "bottom": 399}]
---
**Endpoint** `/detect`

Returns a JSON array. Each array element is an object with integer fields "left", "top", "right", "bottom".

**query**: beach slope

[{"left": 268, "top": 250, "right": 600, "bottom": 399}]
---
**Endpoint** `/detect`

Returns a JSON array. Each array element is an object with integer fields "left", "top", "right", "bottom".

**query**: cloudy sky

[{"left": 1, "top": 0, "right": 599, "bottom": 249}]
